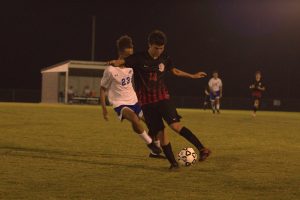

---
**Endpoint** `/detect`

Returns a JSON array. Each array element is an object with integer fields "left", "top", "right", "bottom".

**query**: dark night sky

[{"left": 1, "top": 0, "right": 300, "bottom": 99}]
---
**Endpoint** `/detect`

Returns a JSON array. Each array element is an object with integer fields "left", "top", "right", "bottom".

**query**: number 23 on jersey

[{"left": 121, "top": 77, "right": 131, "bottom": 86}]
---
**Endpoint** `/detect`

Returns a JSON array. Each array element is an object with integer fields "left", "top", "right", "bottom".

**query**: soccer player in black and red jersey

[
  {"left": 109, "top": 30, "right": 211, "bottom": 170},
  {"left": 249, "top": 71, "right": 266, "bottom": 116}
]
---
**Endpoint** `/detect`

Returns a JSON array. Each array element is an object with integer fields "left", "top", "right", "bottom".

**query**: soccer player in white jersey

[
  {"left": 100, "top": 35, "right": 162, "bottom": 157},
  {"left": 208, "top": 71, "right": 223, "bottom": 114}
]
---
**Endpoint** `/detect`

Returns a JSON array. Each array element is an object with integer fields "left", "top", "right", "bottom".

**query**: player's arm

[
  {"left": 107, "top": 59, "right": 125, "bottom": 67},
  {"left": 258, "top": 86, "right": 266, "bottom": 91},
  {"left": 208, "top": 80, "right": 214, "bottom": 94},
  {"left": 204, "top": 89, "right": 209, "bottom": 96},
  {"left": 171, "top": 68, "right": 207, "bottom": 79},
  {"left": 108, "top": 53, "right": 139, "bottom": 67},
  {"left": 100, "top": 68, "right": 112, "bottom": 121},
  {"left": 220, "top": 80, "right": 223, "bottom": 97},
  {"left": 100, "top": 87, "right": 109, "bottom": 121}
]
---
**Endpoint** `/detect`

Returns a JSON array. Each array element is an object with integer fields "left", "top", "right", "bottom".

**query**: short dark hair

[
  {"left": 148, "top": 30, "right": 167, "bottom": 45},
  {"left": 212, "top": 70, "right": 218, "bottom": 75},
  {"left": 117, "top": 35, "right": 133, "bottom": 52},
  {"left": 255, "top": 70, "right": 261, "bottom": 75}
]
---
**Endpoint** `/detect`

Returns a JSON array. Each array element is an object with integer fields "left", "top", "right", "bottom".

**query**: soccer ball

[{"left": 177, "top": 147, "right": 198, "bottom": 167}]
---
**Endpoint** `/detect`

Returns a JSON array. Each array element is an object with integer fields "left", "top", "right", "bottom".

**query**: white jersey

[
  {"left": 208, "top": 78, "right": 222, "bottom": 92},
  {"left": 100, "top": 66, "right": 138, "bottom": 108}
]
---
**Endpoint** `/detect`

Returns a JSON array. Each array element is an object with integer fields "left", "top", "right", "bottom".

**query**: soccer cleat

[
  {"left": 199, "top": 148, "right": 211, "bottom": 161},
  {"left": 217, "top": 110, "right": 220, "bottom": 114},
  {"left": 169, "top": 162, "right": 180, "bottom": 171},
  {"left": 149, "top": 152, "right": 166, "bottom": 159},
  {"left": 147, "top": 142, "right": 162, "bottom": 155}
]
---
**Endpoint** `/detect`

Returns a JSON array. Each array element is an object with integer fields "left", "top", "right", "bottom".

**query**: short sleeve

[
  {"left": 100, "top": 67, "right": 112, "bottom": 89},
  {"left": 165, "top": 55, "right": 174, "bottom": 71}
]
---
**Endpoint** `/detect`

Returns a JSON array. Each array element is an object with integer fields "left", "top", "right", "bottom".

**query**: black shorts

[
  {"left": 252, "top": 95, "right": 261, "bottom": 101},
  {"left": 141, "top": 99, "right": 181, "bottom": 137},
  {"left": 252, "top": 91, "right": 262, "bottom": 101}
]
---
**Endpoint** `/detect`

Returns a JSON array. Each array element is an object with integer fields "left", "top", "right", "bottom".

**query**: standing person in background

[
  {"left": 67, "top": 86, "right": 75, "bottom": 104},
  {"left": 249, "top": 71, "right": 266, "bottom": 117},
  {"left": 84, "top": 85, "right": 91, "bottom": 97},
  {"left": 208, "top": 71, "right": 223, "bottom": 114}
]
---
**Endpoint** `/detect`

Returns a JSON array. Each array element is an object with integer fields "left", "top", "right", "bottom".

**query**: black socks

[
  {"left": 161, "top": 143, "right": 177, "bottom": 165},
  {"left": 179, "top": 127, "right": 204, "bottom": 151}
]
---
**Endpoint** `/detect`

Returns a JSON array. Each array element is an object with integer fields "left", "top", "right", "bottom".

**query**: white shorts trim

[{"left": 117, "top": 107, "right": 143, "bottom": 121}]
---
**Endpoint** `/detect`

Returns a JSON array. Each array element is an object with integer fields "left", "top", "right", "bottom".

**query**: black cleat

[
  {"left": 149, "top": 152, "right": 166, "bottom": 159},
  {"left": 199, "top": 148, "right": 211, "bottom": 162},
  {"left": 147, "top": 142, "right": 162, "bottom": 155},
  {"left": 169, "top": 163, "right": 180, "bottom": 171}
]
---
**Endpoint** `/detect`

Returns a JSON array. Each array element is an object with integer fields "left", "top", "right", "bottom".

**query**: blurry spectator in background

[
  {"left": 208, "top": 71, "right": 223, "bottom": 114},
  {"left": 67, "top": 86, "right": 74, "bottom": 103},
  {"left": 58, "top": 91, "right": 64, "bottom": 103},
  {"left": 84, "top": 85, "right": 91, "bottom": 97}
]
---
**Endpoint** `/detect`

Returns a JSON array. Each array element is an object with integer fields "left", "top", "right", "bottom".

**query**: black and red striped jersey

[
  {"left": 124, "top": 51, "right": 173, "bottom": 105},
  {"left": 250, "top": 80, "right": 265, "bottom": 97},
  {"left": 251, "top": 80, "right": 265, "bottom": 92}
]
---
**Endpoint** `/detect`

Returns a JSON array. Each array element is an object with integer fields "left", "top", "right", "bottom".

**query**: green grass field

[{"left": 0, "top": 103, "right": 299, "bottom": 200}]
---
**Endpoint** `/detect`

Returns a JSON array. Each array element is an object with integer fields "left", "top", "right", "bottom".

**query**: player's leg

[
  {"left": 160, "top": 100, "right": 211, "bottom": 161},
  {"left": 170, "top": 121, "right": 211, "bottom": 161},
  {"left": 215, "top": 98, "right": 220, "bottom": 113},
  {"left": 142, "top": 103, "right": 178, "bottom": 168},
  {"left": 155, "top": 129, "right": 179, "bottom": 170},
  {"left": 137, "top": 107, "right": 165, "bottom": 159},
  {"left": 203, "top": 96, "right": 208, "bottom": 110},
  {"left": 122, "top": 108, "right": 144, "bottom": 133},
  {"left": 253, "top": 99, "right": 259, "bottom": 116},
  {"left": 140, "top": 115, "right": 161, "bottom": 149},
  {"left": 210, "top": 93, "right": 216, "bottom": 113},
  {"left": 121, "top": 107, "right": 161, "bottom": 155},
  {"left": 211, "top": 100, "right": 215, "bottom": 113}
]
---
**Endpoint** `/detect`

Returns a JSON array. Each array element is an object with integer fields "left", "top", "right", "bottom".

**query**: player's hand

[
  {"left": 192, "top": 72, "right": 207, "bottom": 79},
  {"left": 107, "top": 60, "right": 116, "bottom": 66},
  {"left": 102, "top": 109, "right": 109, "bottom": 121},
  {"left": 249, "top": 85, "right": 254, "bottom": 89},
  {"left": 107, "top": 60, "right": 122, "bottom": 67},
  {"left": 258, "top": 87, "right": 265, "bottom": 91}
]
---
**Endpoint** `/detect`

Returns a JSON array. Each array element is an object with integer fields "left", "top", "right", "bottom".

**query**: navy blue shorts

[
  {"left": 114, "top": 103, "right": 143, "bottom": 120},
  {"left": 210, "top": 91, "right": 221, "bottom": 101}
]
